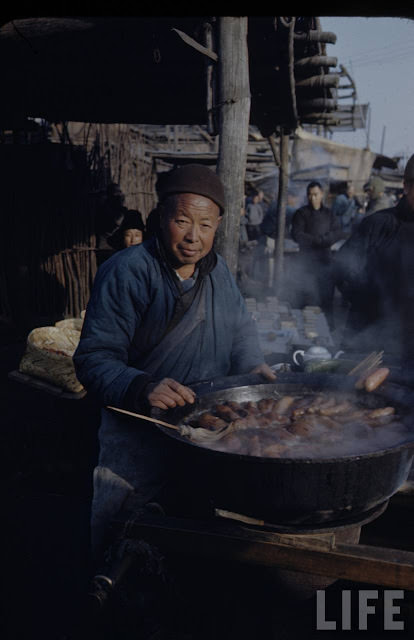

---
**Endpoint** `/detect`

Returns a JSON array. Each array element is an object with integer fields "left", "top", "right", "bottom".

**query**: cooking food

[
  {"left": 355, "top": 367, "right": 390, "bottom": 392},
  {"left": 185, "top": 392, "right": 409, "bottom": 459}
]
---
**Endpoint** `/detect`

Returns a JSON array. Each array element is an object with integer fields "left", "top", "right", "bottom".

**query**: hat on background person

[
  {"left": 158, "top": 164, "right": 226, "bottom": 214},
  {"left": 120, "top": 209, "right": 145, "bottom": 232}
]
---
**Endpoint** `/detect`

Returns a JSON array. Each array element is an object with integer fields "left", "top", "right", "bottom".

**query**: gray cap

[
  {"left": 404, "top": 154, "right": 414, "bottom": 183},
  {"left": 158, "top": 164, "right": 226, "bottom": 213}
]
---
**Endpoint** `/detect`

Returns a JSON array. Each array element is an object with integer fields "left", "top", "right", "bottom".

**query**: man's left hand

[{"left": 250, "top": 363, "right": 277, "bottom": 381}]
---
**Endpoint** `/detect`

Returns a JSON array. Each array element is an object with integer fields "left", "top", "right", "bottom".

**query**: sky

[{"left": 317, "top": 16, "right": 414, "bottom": 163}]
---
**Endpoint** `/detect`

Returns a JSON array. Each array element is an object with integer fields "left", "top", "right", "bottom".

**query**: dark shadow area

[{"left": 0, "top": 142, "right": 102, "bottom": 335}]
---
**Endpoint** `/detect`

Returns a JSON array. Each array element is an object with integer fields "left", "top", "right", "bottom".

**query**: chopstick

[{"left": 347, "top": 351, "right": 384, "bottom": 377}]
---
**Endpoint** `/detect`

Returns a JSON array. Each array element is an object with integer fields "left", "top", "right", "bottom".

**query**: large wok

[{"left": 151, "top": 373, "right": 414, "bottom": 529}]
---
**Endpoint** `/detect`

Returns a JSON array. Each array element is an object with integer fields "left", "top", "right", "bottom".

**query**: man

[
  {"left": 291, "top": 181, "right": 344, "bottom": 328},
  {"left": 74, "top": 164, "right": 275, "bottom": 559},
  {"left": 335, "top": 154, "right": 414, "bottom": 361},
  {"left": 363, "top": 175, "right": 392, "bottom": 216},
  {"left": 95, "top": 182, "right": 128, "bottom": 265},
  {"left": 331, "top": 181, "right": 363, "bottom": 235},
  {"left": 245, "top": 189, "right": 265, "bottom": 241}
]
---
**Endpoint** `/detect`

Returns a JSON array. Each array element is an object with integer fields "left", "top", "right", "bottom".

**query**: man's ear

[{"left": 216, "top": 216, "right": 223, "bottom": 228}]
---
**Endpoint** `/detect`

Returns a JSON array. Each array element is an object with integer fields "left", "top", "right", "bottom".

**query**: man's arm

[{"left": 74, "top": 255, "right": 199, "bottom": 412}]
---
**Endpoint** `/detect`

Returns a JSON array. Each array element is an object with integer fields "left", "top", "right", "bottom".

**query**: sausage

[
  {"left": 226, "top": 401, "right": 248, "bottom": 417},
  {"left": 195, "top": 413, "right": 228, "bottom": 431},
  {"left": 214, "top": 404, "right": 241, "bottom": 422},
  {"left": 243, "top": 401, "right": 260, "bottom": 415},
  {"left": 267, "top": 411, "right": 291, "bottom": 427},
  {"left": 273, "top": 395, "right": 296, "bottom": 415},
  {"left": 319, "top": 401, "right": 352, "bottom": 416},
  {"left": 262, "top": 443, "right": 288, "bottom": 457},
  {"left": 248, "top": 435, "right": 262, "bottom": 457},
  {"left": 257, "top": 398, "right": 275, "bottom": 413},
  {"left": 287, "top": 418, "right": 315, "bottom": 437},
  {"left": 232, "top": 415, "right": 260, "bottom": 431},
  {"left": 367, "top": 406, "right": 395, "bottom": 420},
  {"left": 355, "top": 367, "right": 390, "bottom": 391},
  {"left": 364, "top": 367, "right": 390, "bottom": 392},
  {"left": 305, "top": 395, "right": 327, "bottom": 414}
]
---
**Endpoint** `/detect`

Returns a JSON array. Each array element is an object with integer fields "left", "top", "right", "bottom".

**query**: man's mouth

[{"left": 180, "top": 247, "right": 199, "bottom": 257}]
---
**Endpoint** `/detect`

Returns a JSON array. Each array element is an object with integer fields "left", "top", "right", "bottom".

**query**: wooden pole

[
  {"left": 215, "top": 16, "right": 251, "bottom": 276},
  {"left": 273, "top": 130, "right": 290, "bottom": 296}
]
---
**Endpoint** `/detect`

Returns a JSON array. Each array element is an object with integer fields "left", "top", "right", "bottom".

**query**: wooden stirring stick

[{"left": 106, "top": 405, "right": 235, "bottom": 444}]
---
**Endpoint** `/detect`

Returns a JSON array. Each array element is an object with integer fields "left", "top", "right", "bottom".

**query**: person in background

[
  {"left": 363, "top": 176, "right": 392, "bottom": 216},
  {"left": 335, "top": 154, "right": 414, "bottom": 362},
  {"left": 245, "top": 189, "right": 265, "bottom": 241},
  {"left": 110, "top": 209, "right": 146, "bottom": 251},
  {"left": 95, "top": 183, "right": 128, "bottom": 266},
  {"left": 260, "top": 193, "right": 298, "bottom": 240},
  {"left": 332, "top": 181, "right": 363, "bottom": 235},
  {"left": 74, "top": 164, "right": 275, "bottom": 562},
  {"left": 291, "top": 181, "right": 345, "bottom": 329}
]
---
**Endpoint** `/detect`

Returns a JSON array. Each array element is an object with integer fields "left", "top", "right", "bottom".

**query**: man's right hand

[{"left": 146, "top": 378, "right": 196, "bottom": 410}]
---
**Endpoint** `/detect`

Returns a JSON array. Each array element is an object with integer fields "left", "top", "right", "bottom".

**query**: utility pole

[{"left": 215, "top": 16, "right": 251, "bottom": 276}]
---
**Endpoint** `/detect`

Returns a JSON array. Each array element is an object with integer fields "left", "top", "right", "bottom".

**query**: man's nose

[{"left": 184, "top": 225, "right": 199, "bottom": 241}]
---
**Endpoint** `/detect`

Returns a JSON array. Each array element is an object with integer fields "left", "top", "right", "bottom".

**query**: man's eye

[{"left": 201, "top": 223, "right": 212, "bottom": 228}]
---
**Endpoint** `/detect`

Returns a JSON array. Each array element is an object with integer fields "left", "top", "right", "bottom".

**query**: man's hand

[
  {"left": 146, "top": 378, "right": 196, "bottom": 410},
  {"left": 250, "top": 363, "right": 277, "bottom": 381}
]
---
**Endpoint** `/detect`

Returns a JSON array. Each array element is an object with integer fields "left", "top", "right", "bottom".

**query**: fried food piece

[
  {"left": 262, "top": 443, "right": 289, "bottom": 457},
  {"left": 291, "top": 396, "right": 317, "bottom": 419},
  {"left": 248, "top": 435, "right": 262, "bottom": 457},
  {"left": 335, "top": 409, "right": 369, "bottom": 423},
  {"left": 273, "top": 395, "right": 296, "bottom": 415},
  {"left": 257, "top": 398, "right": 276, "bottom": 413},
  {"left": 226, "top": 401, "right": 248, "bottom": 417},
  {"left": 305, "top": 395, "right": 327, "bottom": 414},
  {"left": 316, "top": 415, "right": 342, "bottom": 430},
  {"left": 316, "top": 396, "right": 337, "bottom": 412},
  {"left": 271, "top": 426, "right": 297, "bottom": 441},
  {"left": 214, "top": 404, "right": 241, "bottom": 422},
  {"left": 216, "top": 431, "right": 245, "bottom": 453},
  {"left": 195, "top": 412, "right": 228, "bottom": 431},
  {"left": 287, "top": 417, "right": 316, "bottom": 437},
  {"left": 367, "top": 406, "right": 395, "bottom": 419},
  {"left": 232, "top": 414, "right": 261, "bottom": 431},
  {"left": 267, "top": 411, "right": 291, "bottom": 427},
  {"left": 243, "top": 401, "right": 260, "bottom": 415},
  {"left": 355, "top": 367, "right": 390, "bottom": 391},
  {"left": 319, "top": 401, "right": 353, "bottom": 416}
]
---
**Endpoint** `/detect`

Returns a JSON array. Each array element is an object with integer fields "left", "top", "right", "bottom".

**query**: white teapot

[{"left": 293, "top": 345, "right": 343, "bottom": 367}]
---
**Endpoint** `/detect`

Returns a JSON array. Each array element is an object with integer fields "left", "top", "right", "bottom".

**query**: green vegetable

[{"left": 305, "top": 359, "right": 342, "bottom": 374}]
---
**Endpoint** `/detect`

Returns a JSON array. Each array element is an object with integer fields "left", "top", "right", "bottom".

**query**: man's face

[
  {"left": 307, "top": 186, "right": 323, "bottom": 210},
  {"left": 160, "top": 193, "right": 222, "bottom": 274},
  {"left": 403, "top": 180, "right": 414, "bottom": 210}
]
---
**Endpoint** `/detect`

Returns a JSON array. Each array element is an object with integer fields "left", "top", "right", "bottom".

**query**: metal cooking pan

[{"left": 151, "top": 374, "right": 414, "bottom": 528}]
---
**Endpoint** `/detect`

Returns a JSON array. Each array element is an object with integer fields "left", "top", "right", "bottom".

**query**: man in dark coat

[
  {"left": 291, "top": 181, "right": 344, "bottom": 328},
  {"left": 74, "top": 164, "right": 275, "bottom": 561},
  {"left": 335, "top": 154, "right": 414, "bottom": 362}
]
